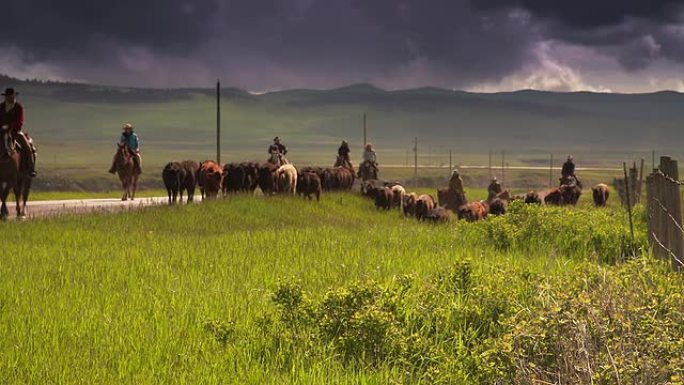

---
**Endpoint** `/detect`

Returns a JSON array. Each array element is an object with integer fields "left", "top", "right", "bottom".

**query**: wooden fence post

[
  {"left": 662, "top": 157, "right": 684, "bottom": 270},
  {"left": 646, "top": 173, "right": 655, "bottom": 254},
  {"left": 623, "top": 163, "right": 635, "bottom": 243}
]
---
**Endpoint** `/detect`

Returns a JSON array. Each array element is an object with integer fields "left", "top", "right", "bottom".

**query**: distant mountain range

[{"left": 2, "top": 74, "right": 682, "bottom": 168}]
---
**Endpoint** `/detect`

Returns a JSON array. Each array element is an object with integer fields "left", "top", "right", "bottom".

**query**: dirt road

[{"left": 10, "top": 197, "right": 172, "bottom": 220}]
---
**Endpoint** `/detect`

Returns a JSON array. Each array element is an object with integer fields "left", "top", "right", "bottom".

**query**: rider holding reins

[
  {"left": 109, "top": 123, "right": 141, "bottom": 174},
  {"left": 268, "top": 136, "right": 288, "bottom": 166},
  {"left": 0, "top": 88, "right": 37, "bottom": 176}
]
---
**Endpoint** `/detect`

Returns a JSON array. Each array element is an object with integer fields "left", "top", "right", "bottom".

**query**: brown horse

[
  {"left": 0, "top": 131, "right": 31, "bottom": 219},
  {"left": 113, "top": 143, "right": 140, "bottom": 201}
]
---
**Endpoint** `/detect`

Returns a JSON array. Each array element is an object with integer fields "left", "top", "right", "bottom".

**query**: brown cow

[
  {"left": 543, "top": 188, "right": 562, "bottom": 205},
  {"left": 524, "top": 191, "right": 542, "bottom": 204},
  {"left": 258, "top": 163, "right": 279, "bottom": 196},
  {"left": 489, "top": 198, "right": 507, "bottom": 216},
  {"left": 297, "top": 171, "right": 322, "bottom": 201},
  {"left": 457, "top": 201, "right": 489, "bottom": 222},
  {"left": 415, "top": 194, "right": 436, "bottom": 220},
  {"left": 180, "top": 160, "right": 199, "bottom": 203},
  {"left": 592, "top": 183, "right": 610, "bottom": 207},
  {"left": 424, "top": 206, "right": 453, "bottom": 223},
  {"left": 374, "top": 186, "right": 393, "bottom": 210},
  {"left": 162, "top": 161, "right": 185, "bottom": 204},
  {"left": 198, "top": 160, "right": 223, "bottom": 200},
  {"left": 403, "top": 192, "right": 418, "bottom": 217},
  {"left": 361, "top": 179, "right": 382, "bottom": 197}
]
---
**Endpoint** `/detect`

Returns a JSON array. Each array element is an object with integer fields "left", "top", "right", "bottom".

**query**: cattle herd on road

[{"left": 161, "top": 159, "right": 612, "bottom": 222}]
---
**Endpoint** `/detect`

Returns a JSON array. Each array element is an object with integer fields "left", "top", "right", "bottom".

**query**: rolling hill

[{"left": 1, "top": 74, "right": 680, "bottom": 188}]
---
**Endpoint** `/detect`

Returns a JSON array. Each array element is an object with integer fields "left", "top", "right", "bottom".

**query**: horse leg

[
  {"left": 131, "top": 175, "right": 138, "bottom": 200},
  {"left": 21, "top": 179, "right": 31, "bottom": 217},
  {"left": 0, "top": 184, "right": 10, "bottom": 220},
  {"left": 187, "top": 186, "right": 195, "bottom": 203},
  {"left": 13, "top": 182, "right": 22, "bottom": 218}
]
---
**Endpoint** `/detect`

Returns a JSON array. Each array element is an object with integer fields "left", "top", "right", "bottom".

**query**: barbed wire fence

[{"left": 645, "top": 156, "right": 684, "bottom": 271}]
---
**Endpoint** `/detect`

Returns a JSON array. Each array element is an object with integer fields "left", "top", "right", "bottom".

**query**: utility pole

[
  {"left": 488, "top": 150, "right": 492, "bottom": 178},
  {"left": 363, "top": 112, "right": 367, "bottom": 147},
  {"left": 216, "top": 80, "right": 221, "bottom": 164},
  {"left": 501, "top": 150, "right": 505, "bottom": 187},
  {"left": 449, "top": 149, "right": 452, "bottom": 171},
  {"left": 549, "top": 154, "right": 554, "bottom": 188}
]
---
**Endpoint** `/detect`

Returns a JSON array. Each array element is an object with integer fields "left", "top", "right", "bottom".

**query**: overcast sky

[{"left": 2, "top": 0, "right": 684, "bottom": 92}]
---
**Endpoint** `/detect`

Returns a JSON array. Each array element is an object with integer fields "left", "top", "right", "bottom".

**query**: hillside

[{"left": 1, "top": 74, "right": 680, "bottom": 189}]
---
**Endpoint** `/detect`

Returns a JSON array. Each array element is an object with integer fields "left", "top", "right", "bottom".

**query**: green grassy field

[{"left": 1, "top": 192, "right": 681, "bottom": 384}]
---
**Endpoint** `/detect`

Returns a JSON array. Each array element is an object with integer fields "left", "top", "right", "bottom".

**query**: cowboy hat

[
  {"left": 123, "top": 123, "right": 134, "bottom": 130},
  {"left": 1, "top": 88, "right": 18, "bottom": 96},
  {"left": 273, "top": 136, "right": 281, "bottom": 141}
]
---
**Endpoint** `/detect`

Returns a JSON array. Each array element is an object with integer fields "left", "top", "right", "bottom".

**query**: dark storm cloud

[
  {"left": 0, "top": 0, "right": 541, "bottom": 88},
  {"left": 475, "top": 0, "right": 684, "bottom": 71},
  {"left": 474, "top": 0, "right": 684, "bottom": 28},
  {"left": 4, "top": 1, "right": 219, "bottom": 57},
  {"left": 1, "top": 0, "right": 684, "bottom": 88}
]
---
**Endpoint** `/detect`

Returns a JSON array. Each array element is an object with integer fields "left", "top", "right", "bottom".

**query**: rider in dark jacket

[
  {"left": 0, "top": 88, "right": 37, "bottom": 176},
  {"left": 267, "top": 137, "right": 288, "bottom": 166},
  {"left": 561, "top": 155, "right": 576, "bottom": 179},
  {"left": 338, "top": 140, "right": 351, "bottom": 167}
]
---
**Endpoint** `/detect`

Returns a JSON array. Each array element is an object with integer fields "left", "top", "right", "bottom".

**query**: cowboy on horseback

[
  {"left": 359, "top": 143, "right": 378, "bottom": 180},
  {"left": 267, "top": 136, "right": 288, "bottom": 167},
  {"left": 337, "top": 140, "right": 352, "bottom": 168},
  {"left": 560, "top": 155, "right": 581, "bottom": 187},
  {"left": 109, "top": 123, "right": 141, "bottom": 174},
  {"left": 0, "top": 88, "right": 37, "bottom": 177}
]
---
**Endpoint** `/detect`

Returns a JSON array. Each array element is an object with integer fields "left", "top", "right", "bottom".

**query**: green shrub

[{"left": 259, "top": 257, "right": 684, "bottom": 384}]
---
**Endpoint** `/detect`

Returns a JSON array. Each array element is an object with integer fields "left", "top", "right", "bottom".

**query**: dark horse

[
  {"left": 0, "top": 130, "right": 32, "bottom": 219},
  {"left": 113, "top": 143, "right": 140, "bottom": 201}
]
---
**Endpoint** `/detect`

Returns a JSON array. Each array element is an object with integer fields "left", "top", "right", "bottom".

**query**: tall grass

[{"left": 0, "top": 193, "right": 679, "bottom": 384}]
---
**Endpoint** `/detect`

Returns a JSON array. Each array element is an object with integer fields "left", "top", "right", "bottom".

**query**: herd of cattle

[
  {"left": 359, "top": 178, "right": 611, "bottom": 223},
  {"left": 161, "top": 160, "right": 355, "bottom": 203},
  {"left": 161, "top": 159, "right": 612, "bottom": 223}
]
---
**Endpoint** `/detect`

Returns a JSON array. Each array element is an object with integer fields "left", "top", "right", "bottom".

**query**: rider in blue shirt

[{"left": 108, "top": 123, "right": 141, "bottom": 173}]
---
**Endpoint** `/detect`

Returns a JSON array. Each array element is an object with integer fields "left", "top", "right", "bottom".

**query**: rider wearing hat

[
  {"left": 267, "top": 137, "right": 288, "bottom": 166},
  {"left": 448, "top": 168, "right": 464, "bottom": 196},
  {"left": 338, "top": 140, "right": 351, "bottom": 167},
  {"left": 487, "top": 176, "right": 502, "bottom": 201},
  {"left": 108, "top": 123, "right": 141, "bottom": 174},
  {"left": 0, "top": 88, "right": 36, "bottom": 176},
  {"left": 561, "top": 155, "right": 575, "bottom": 179}
]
